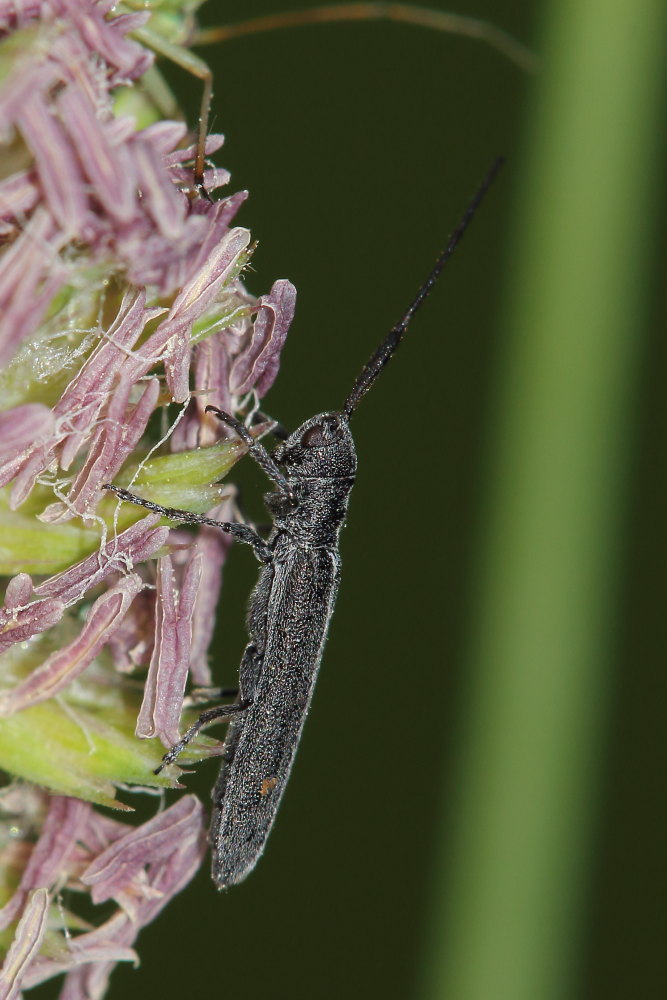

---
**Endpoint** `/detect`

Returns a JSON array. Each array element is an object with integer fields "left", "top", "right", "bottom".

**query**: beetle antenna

[{"left": 342, "top": 156, "right": 504, "bottom": 420}]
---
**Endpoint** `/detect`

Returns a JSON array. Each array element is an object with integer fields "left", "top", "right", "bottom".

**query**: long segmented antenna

[{"left": 342, "top": 156, "right": 504, "bottom": 420}]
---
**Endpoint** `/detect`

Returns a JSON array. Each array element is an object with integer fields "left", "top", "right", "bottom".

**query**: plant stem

[{"left": 421, "top": 1, "right": 667, "bottom": 997}]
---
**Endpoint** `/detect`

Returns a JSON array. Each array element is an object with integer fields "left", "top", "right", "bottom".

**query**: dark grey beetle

[{"left": 105, "top": 158, "right": 501, "bottom": 888}]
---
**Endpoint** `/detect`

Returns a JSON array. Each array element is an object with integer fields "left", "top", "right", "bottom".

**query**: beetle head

[{"left": 273, "top": 411, "right": 356, "bottom": 479}]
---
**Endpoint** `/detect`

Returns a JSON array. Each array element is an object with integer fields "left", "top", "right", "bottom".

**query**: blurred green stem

[{"left": 421, "top": 2, "right": 666, "bottom": 999}]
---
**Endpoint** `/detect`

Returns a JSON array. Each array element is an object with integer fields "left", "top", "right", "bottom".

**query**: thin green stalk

[{"left": 421, "top": 2, "right": 666, "bottom": 998}]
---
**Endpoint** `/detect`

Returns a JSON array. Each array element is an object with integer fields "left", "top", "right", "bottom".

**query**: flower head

[{"left": 0, "top": 1, "right": 296, "bottom": 993}]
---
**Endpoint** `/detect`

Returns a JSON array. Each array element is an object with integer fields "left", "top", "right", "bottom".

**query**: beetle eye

[
  {"left": 301, "top": 426, "right": 328, "bottom": 448},
  {"left": 301, "top": 417, "right": 341, "bottom": 449},
  {"left": 301, "top": 426, "right": 322, "bottom": 448}
]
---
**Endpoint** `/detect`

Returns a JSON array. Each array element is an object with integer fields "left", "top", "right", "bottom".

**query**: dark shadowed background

[{"left": 38, "top": 1, "right": 667, "bottom": 998}]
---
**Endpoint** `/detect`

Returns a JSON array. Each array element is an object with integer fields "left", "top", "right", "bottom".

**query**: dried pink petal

[
  {"left": 0, "top": 294, "right": 163, "bottom": 508},
  {"left": 0, "top": 888, "right": 49, "bottom": 1000},
  {"left": 56, "top": 85, "right": 137, "bottom": 225},
  {"left": 0, "top": 56, "right": 57, "bottom": 124},
  {"left": 0, "top": 404, "right": 54, "bottom": 464},
  {"left": 189, "top": 498, "right": 236, "bottom": 685},
  {"left": 0, "top": 575, "right": 144, "bottom": 715},
  {"left": 124, "top": 224, "right": 252, "bottom": 402},
  {"left": 0, "top": 211, "right": 68, "bottom": 368},
  {"left": 21, "top": 911, "right": 138, "bottom": 994},
  {"left": 51, "top": 377, "right": 161, "bottom": 520},
  {"left": 141, "top": 120, "right": 189, "bottom": 157},
  {"left": 0, "top": 796, "right": 90, "bottom": 931},
  {"left": 35, "top": 515, "right": 167, "bottom": 603},
  {"left": 3, "top": 573, "right": 34, "bottom": 609},
  {"left": 162, "top": 320, "right": 192, "bottom": 405},
  {"left": 27, "top": 796, "right": 204, "bottom": 994},
  {"left": 231, "top": 279, "right": 298, "bottom": 396},
  {"left": 55, "top": 290, "right": 162, "bottom": 472},
  {"left": 0, "top": 3, "right": 43, "bottom": 32},
  {"left": 133, "top": 138, "right": 187, "bottom": 240},
  {"left": 0, "top": 795, "right": 206, "bottom": 997},
  {"left": 106, "top": 589, "right": 155, "bottom": 673},
  {"left": 0, "top": 592, "right": 65, "bottom": 656},
  {"left": 0, "top": 170, "right": 40, "bottom": 236},
  {"left": 170, "top": 336, "right": 233, "bottom": 451},
  {"left": 163, "top": 132, "right": 226, "bottom": 168},
  {"left": 51, "top": 0, "right": 152, "bottom": 84},
  {"left": 17, "top": 89, "right": 89, "bottom": 233},
  {"left": 77, "top": 806, "right": 134, "bottom": 861},
  {"left": 81, "top": 795, "right": 206, "bottom": 917},
  {"left": 136, "top": 553, "right": 202, "bottom": 745},
  {"left": 169, "top": 224, "right": 252, "bottom": 330}
]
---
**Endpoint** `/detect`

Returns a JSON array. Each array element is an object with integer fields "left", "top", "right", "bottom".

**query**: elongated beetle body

[
  {"left": 210, "top": 413, "right": 354, "bottom": 886},
  {"left": 105, "top": 158, "right": 502, "bottom": 888}
]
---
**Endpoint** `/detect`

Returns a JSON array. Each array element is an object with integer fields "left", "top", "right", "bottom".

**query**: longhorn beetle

[{"left": 105, "top": 157, "right": 503, "bottom": 888}]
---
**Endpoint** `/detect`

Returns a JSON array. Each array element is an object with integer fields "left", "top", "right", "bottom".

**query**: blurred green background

[{"left": 51, "top": 1, "right": 667, "bottom": 998}]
